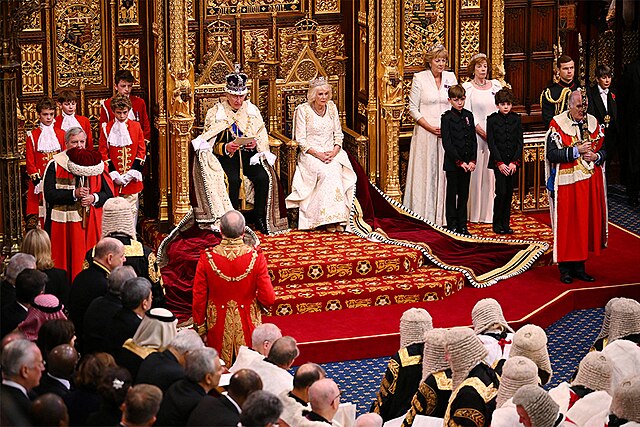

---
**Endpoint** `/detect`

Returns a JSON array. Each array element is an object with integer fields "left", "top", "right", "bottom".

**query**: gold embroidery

[
  {"left": 398, "top": 347, "right": 421, "bottom": 367},
  {"left": 206, "top": 301, "right": 217, "bottom": 331},
  {"left": 206, "top": 249, "right": 258, "bottom": 282},
  {"left": 212, "top": 237, "right": 252, "bottom": 260},
  {"left": 220, "top": 300, "right": 246, "bottom": 366},
  {"left": 433, "top": 371, "right": 453, "bottom": 390},
  {"left": 278, "top": 267, "right": 305, "bottom": 282},
  {"left": 147, "top": 252, "right": 162, "bottom": 284},
  {"left": 540, "top": 87, "right": 573, "bottom": 116},
  {"left": 124, "top": 240, "right": 144, "bottom": 257},
  {"left": 82, "top": 259, "right": 90, "bottom": 270},
  {"left": 452, "top": 408, "right": 485, "bottom": 427},
  {"left": 121, "top": 339, "right": 159, "bottom": 359},
  {"left": 444, "top": 376, "right": 497, "bottom": 426},
  {"left": 387, "top": 358, "right": 400, "bottom": 394},
  {"left": 249, "top": 301, "right": 262, "bottom": 326}
]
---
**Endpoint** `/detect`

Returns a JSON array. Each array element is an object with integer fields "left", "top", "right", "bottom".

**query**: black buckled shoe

[
  {"left": 572, "top": 271, "right": 595, "bottom": 282},
  {"left": 560, "top": 273, "right": 573, "bottom": 284}
]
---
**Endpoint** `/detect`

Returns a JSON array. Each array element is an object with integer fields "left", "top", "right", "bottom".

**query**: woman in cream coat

[
  {"left": 285, "top": 78, "right": 357, "bottom": 232},
  {"left": 403, "top": 44, "right": 458, "bottom": 226},
  {"left": 462, "top": 53, "right": 502, "bottom": 223}
]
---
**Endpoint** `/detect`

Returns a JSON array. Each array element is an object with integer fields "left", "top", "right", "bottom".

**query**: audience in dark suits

[
  {"left": 187, "top": 368, "right": 263, "bottom": 426},
  {"left": 33, "top": 344, "right": 78, "bottom": 398},
  {"left": 104, "top": 276, "right": 152, "bottom": 355},
  {"left": 83, "top": 265, "right": 136, "bottom": 354},
  {"left": 155, "top": 347, "right": 224, "bottom": 426},
  {"left": 1, "top": 339, "right": 45, "bottom": 423},
  {"left": 68, "top": 237, "right": 125, "bottom": 351},
  {"left": 136, "top": 329, "right": 204, "bottom": 391},
  {"left": 2, "top": 268, "right": 47, "bottom": 338}
]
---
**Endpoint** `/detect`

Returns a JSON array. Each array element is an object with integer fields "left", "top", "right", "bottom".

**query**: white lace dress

[
  {"left": 463, "top": 80, "right": 502, "bottom": 223},
  {"left": 285, "top": 101, "right": 357, "bottom": 230},
  {"left": 403, "top": 69, "right": 458, "bottom": 226}
]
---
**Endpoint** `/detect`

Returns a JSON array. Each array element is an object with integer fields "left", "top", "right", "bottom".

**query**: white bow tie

[
  {"left": 38, "top": 123, "right": 61, "bottom": 153},
  {"left": 107, "top": 120, "right": 133, "bottom": 147},
  {"left": 599, "top": 88, "right": 609, "bottom": 95}
]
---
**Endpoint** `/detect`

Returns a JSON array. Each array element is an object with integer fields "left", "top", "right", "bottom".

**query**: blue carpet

[
  {"left": 608, "top": 184, "right": 640, "bottom": 235},
  {"left": 320, "top": 308, "right": 604, "bottom": 417}
]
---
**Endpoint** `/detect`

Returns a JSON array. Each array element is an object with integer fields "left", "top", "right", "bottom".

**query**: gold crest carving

[
  {"left": 118, "top": 38, "right": 141, "bottom": 85},
  {"left": 54, "top": 0, "right": 104, "bottom": 87},
  {"left": 118, "top": 0, "right": 139, "bottom": 26},
  {"left": 403, "top": 0, "right": 445, "bottom": 67}
]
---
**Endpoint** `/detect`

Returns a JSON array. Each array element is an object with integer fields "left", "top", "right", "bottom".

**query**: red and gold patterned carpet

[{"left": 144, "top": 212, "right": 553, "bottom": 320}]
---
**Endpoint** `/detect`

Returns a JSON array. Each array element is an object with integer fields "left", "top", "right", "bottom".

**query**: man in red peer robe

[
  {"left": 192, "top": 210, "right": 275, "bottom": 366},
  {"left": 545, "top": 89, "right": 607, "bottom": 284},
  {"left": 43, "top": 127, "right": 114, "bottom": 280}
]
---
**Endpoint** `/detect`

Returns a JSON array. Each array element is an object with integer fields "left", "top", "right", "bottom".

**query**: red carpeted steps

[{"left": 259, "top": 230, "right": 464, "bottom": 316}]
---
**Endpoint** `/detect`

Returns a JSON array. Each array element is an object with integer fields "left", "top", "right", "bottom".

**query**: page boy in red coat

[
  {"left": 100, "top": 69, "right": 151, "bottom": 144},
  {"left": 99, "top": 94, "right": 145, "bottom": 226},
  {"left": 25, "top": 97, "right": 65, "bottom": 229},
  {"left": 54, "top": 89, "right": 94, "bottom": 147}
]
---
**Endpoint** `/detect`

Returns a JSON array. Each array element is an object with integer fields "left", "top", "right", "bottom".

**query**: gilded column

[
  {"left": 1, "top": 1, "right": 42, "bottom": 257},
  {"left": 167, "top": 0, "right": 194, "bottom": 225},
  {"left": 366, "top": 0, "right": 378, "bottom": 184},
  {"left": 490, "top": 0, "right": 506, "bottom": 81},
  {"left": 153, "top": 0, "right": 170, "bottom": 223},
  {"left": 378, "top": 0, "right": 403, "bottom": 201}
]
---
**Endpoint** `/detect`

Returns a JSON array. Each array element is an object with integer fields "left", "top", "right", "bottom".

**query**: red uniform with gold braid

[
  {"left": 545, "top": 110, "right": 607, "bottom": 264},
  {"left": 99, "top": 119, "right": 146, "bottom": 196},
  {"left": 54, "top": 113, "right": 94, "bottom": 147},
  {"left": 192, "top": 237, "right": 275, "bottom": 366},
  {"left": 100, "top": 95, "right": 151, "bottom": 142},
  {"left": 25, "top": 126, "right": 65, "bottom": 223},
  {"left": 43, "top": 148, "right": 114, "bottom": 279}
]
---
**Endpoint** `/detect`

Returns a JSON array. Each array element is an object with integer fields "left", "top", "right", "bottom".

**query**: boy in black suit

[
  {"left": 441, "top": 84, "right": 477, "bottom": 236},
  {"left": 487, "top": 88, "right": 523, "bottom": 234},
  {"left": 588, "top": 64, "right": 617, "bottom": 178}
]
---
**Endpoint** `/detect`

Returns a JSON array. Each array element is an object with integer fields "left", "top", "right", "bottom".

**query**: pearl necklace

[{"left": 473, "top": 78, "right": 488, "bottom": 87}]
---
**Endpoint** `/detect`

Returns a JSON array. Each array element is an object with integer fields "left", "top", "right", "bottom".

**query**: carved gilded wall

[{"left": 17, "top": 0, "right": 149, "bottom": 141}]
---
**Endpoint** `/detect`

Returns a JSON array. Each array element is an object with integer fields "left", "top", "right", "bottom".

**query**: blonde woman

[
  {"left": 403, "top": 44, "right": 458, "bottom": 226},
  {"left": 22, "top": 228, "right": 69, "bottom": 305},
  {"left": 285, "top": 78, "right": 357, "bottom": 232},
  {"left": 462, "top": 53, "right": 502, "bottom": 223}
]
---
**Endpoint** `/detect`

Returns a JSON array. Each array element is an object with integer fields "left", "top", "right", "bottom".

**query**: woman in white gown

[
  {"left": 403, "top": 44, "right": 458, "bottom": 226},
  {"left": 285, "top": 78, "right": 357, "bottom": 232},
  {"left": 462, "top": 53, "right": 502, "bottom": 223}
]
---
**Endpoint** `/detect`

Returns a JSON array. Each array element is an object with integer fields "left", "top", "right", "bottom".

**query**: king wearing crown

[{"left": 192, "top": 65, "right": 274, "bottom": 234}]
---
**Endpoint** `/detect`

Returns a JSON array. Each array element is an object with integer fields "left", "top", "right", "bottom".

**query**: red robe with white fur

[
  {"left": 25, "top": 127, "right": 65, "bottom": 219},
  {"left": 99, "top": 119, "right": 146, "bottom": 195}
]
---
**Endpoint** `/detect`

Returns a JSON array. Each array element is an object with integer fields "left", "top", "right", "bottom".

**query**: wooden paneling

[{"left": 503, "top": 0, "right": 556, "bottom": 129}]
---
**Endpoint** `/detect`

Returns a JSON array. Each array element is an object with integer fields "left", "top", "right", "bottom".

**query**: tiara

[
  {"left": 427, "top": 43, "right": 446, "bottom": 53},
  {"left": 470, "top": 53, "right": 487, "bottom": 61},
  {"left": 309, "top": 76, "right": 328, "bottom": 88}
]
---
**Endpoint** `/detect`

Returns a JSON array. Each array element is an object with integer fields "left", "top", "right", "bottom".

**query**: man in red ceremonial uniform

[
  {"left": 26, "top": 97, "right": 65, "bottom": 229},
  {"left": 43, "top": 127, "right": 114, "bottom": 279},
  {"left": 192, "top": 210, "right": 275, "bottom": 366},
  {"left": 54, "top": 89, "right": 94, "bottom": 147},
  {"left": 99, "top": 93, "right": 145, "bottom": 223},
  {"left": 100, "top": 69, "right": 151, "bottom": 143},
  {"left": 545, "top": 89, "right": 607, "bottom": 284}
]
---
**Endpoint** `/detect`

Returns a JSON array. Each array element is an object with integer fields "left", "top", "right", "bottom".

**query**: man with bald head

[
  {"left": 306, "top": 378, "right": 341, "bottom": 424},
  {"left": 356, "top": 413, "right": 383, "bottom": 427},
  {"left": 546, "top": 89, "right": 607, "bottom": 284},
  {"left": 68, "top": 237, "right": 125, "bottom": 350},
  {"left": 192, "top": 210, "right": 275, "bottom": 366},
  {"left": 187, "top": 368, "right": 263, "bottom": 426},
  {"left": 34, "top": 344, "right": 78, "bottom": 398},
  {"left": 279, "top": 363, "right": 326, "bottom": 427}
]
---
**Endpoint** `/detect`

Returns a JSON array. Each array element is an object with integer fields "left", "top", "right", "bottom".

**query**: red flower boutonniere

[{"left": 611, "top": 93, "right": 616, "bottom": 100}]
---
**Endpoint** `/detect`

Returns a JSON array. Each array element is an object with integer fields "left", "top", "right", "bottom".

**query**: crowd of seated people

[{"left": 2, "top": 252, "right": 638, "bottom": 427}]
